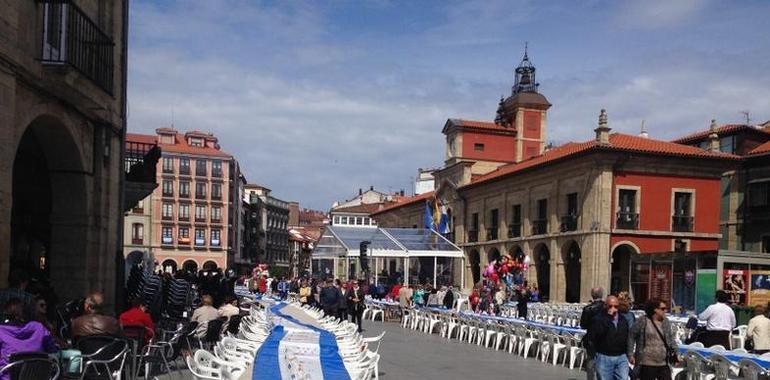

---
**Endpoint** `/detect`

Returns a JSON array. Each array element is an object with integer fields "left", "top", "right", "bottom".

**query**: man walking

[
  {"left": 347, "top": 281, "right": 365, "bottom": 333},
  {"left": 580, "top": 287, "right": 606, "bottom": 380},
  {"left": 589, "top": 295, "right": 630, "bottom": 380},
  {"left": 320, "top": 279, "right": 339, "bottom": 318},
  {"left": 698, "top": 290, "right": 736, "bottom": 348}
]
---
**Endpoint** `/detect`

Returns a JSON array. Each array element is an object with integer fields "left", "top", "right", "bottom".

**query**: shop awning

[{"left": 312, "top": 226, "right": 463, "bottom": 258}]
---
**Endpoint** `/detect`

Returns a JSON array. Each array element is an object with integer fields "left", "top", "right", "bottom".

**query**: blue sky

[{"left": 127, "top": 0, "right": 770, "bottom": 210}]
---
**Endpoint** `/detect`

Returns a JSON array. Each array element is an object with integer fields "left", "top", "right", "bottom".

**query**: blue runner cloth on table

[
  {"left": 252, "top": 303, "right": 351, "bottom": 380},
  {"left": 678, "top": 345, "right": 770, "bottom": 369},
  {"left": 253, "top": 325, "right": 286, "bottom": 380}
]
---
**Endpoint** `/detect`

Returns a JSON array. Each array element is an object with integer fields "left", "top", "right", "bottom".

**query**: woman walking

[{"left": 628, "top": 298, "right": 678, "bottom": 380}]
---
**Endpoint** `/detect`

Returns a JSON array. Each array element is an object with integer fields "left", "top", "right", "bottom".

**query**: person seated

[
  {"left": 218, "top": 296, "right": 240, "bottom": 320},
  {"left": 191, "top": 295, "right": 220, "bottom": 338},
  {"left": 0, "top": 298, "right": 58, "bottom": 380},
  {"left": 71, "top": 292, "right": 123, "bottom": 339},
  {"left": 119, "top": 298, "right": 155, "bottom": 342}
]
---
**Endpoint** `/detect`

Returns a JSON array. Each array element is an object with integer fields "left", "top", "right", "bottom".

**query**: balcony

[
  {"left": 672, "top": 215, "right": 694, "bottom": 232},
  {"left": 40, "top": 1, "right": 114, "bottom": 94},
  {"left": 211, "top": 218, "right": 221, "bottom": 224},
  {"left": 196, "top": 193, "right": 206, "bottom": 200},
  {"left": 532, "top": 219, "right": 548, "bottom": 235},
  {"left": 179, "top": 166, "right": 190, "bottom": 176},
  {"left": 486, "top": 227, "right": 498, "bottom": 241},
  {"left": 212, "top": 169, "right": 222, "bottom": 178},
  {"left": 179, "top": 191, "right": 189, "bottom": 199},
  {"left": 162, "top": 190, "right": 173, "bottom": 198},
  {"left": 195, "top": 216, "right": 206, "bottom": 223},
  {"left": 560, "top": 214, "right": 578, "bottom": 232},
  {"left": 508, "top": 223, "right": 521, "bottom": 238},
  {"left": 162, "top": 214, "right": 172, "bottom": 221},
  {"left": 468, "top": 230, "right": 478, "bottom": 243},
  {"left": 161, "top": 236, "right": 173, "bottom": 245},
  {"left": 211, "top": 239, "right": 221, "bottom": 247},
  {"left": 131, "top": 238, "right": 143, "bottom": 245},
  {"left": 124, "top": 140, "right": 160, "bottom": 212},
  {"left": 616, "top": 212, "right": 639, "bottom": 230},
  {"left": 194, "top": 238, "right": 205, "bottom": 247},
  {"left": 195, "top": 168, "right": 207, "bottom": 177},
  {"left": 178, "top": 215, "right": 189, "bottom": 222},
  {"left": 178, "top": 237, "right": 190, "bottom": 245}
]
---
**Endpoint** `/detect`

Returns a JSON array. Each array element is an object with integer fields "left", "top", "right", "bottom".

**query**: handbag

[
  {"left": 650, "top": 317, "right": 679, "bottom": 364},
  {"left": 745, "top": 337, "right": 755, "bottom": 351}
]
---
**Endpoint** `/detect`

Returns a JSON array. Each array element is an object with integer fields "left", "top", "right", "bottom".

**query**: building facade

[
  {"left": 1, "top": 1, "right": 133, "bottom": 306},
  {"left": 372, "top": 52, "right": 740, "bottom": 310},
  {"left": 243, "top": 184, "right": 290, "bottom": 272},
  {"left": 125, "top": 129, "right": 234, "bottom": 273}
]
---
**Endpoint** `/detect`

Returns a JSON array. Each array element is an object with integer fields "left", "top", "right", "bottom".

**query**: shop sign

[
  {"left": 723, "top": 269, "right": 748, "bottom": 305},
  {"left": 750, "top": 270, "right": 770, "bottom": 307}
]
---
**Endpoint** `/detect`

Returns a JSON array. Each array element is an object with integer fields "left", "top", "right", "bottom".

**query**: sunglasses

[
  {"left": 607, "top": 305, "right": 618, "bottom": 309},
  {"left": 657, "top": 306, "right": 668, "bottom": 311}
]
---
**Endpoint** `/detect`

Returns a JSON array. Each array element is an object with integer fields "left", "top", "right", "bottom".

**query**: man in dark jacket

[
  {"left": 319, "top": 279, "right": 339, "bottom": 318},
  {"left": 346, "top": 281, "right": 365, "bottom": 332},
  {"left": 580, "top": 287, "right": 605, "bottom": 380},
  {"left": 443, "top": 286, "right": 455, "bottom": 310},
  {"left": 588, "top": 295, "right": 630, "bottom": 380},
  {"left": 335, "top": 279, "right": 347, "bottom": 321}
]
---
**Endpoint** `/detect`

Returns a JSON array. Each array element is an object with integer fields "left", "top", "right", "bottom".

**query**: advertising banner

[
  {"left": 723, "top": 269, "right": 748, "bottom": 306},
  {"left": 750, "top": 270, "right": 770, "bottom": 307}
]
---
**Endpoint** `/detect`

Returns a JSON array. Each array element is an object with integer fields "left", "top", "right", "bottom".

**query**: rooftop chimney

[
  {"left": 594, "top": 109, "right": 611, "bottom": 144},
  {"left": 639, "top": 120, "right": 649, "bottom": 139},
  {"left": 358, "top": 188, "right": 362, "bottom": 196},
  {"left": 708, "top": 119, "right": 720, "bottom": 152}
]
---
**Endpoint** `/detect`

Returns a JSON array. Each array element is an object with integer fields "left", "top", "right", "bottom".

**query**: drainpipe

[{"left": 114, "top": 0, "right": 130, "bottom": 314}]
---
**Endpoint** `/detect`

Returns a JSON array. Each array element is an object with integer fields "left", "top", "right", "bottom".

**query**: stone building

[
  {"left": 372, "top": 51, "right": 740, "bottom": 308},
  {"left": 1, "top": 1, "right": 136, "bottom": 306},
  {"left": 243, "top": 184, "right": 290, "bottom": 272}
]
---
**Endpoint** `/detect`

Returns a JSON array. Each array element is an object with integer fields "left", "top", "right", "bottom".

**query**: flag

[
  {"left": 424, "top": 200, "right": 434, "bottom": 230},
  {"left": 438, "top": 204, "right": 450, "bottom": 234}
]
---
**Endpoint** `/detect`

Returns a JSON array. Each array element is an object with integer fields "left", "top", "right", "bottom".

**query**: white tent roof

[{"left": 312, "top": 226, "right": 463, "bottom": 258}]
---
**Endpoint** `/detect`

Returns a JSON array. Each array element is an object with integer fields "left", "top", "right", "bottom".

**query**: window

[
  {"left": 196, "top": 159, "right": 207, "bottom": 176},
  {"left": 179, "top": 158, "right": 190, "bottom": 175},
  {"left": 195, "top": 229, "right": 205, "bottom": 246},
  {"left": 131, "top": 223, "right": 143, "bottom": 244},
  {"left": 363, "top": 217, "right": 370, "bottom": 225},
  {"left": 474, "top": 143, "right": 485, "bottom": 151},
  {"left": 162, "top": 203, "right": 173, "bottom": 220},
  {"left": 672, "top": 192, "right": 693, "bottom": 232},
  {"left": 469, "top": 212, "right": 479, "bottom": 242},
  {"left": 179, "top": 181, "right": 190, "bottom": 197},
  {"left": 162, "top": 157, "right": 173, "bottom": 173},
  {"left": 763, "top": 236, "right": 770, "bottom": 254},
  {"left": 341, "top": 216, "right": 348, "bottom": 225},
  {"left": 211, "top": 229, "right": 221, "bottom": 246},
  {"left": 162, "top": 180, "right": 173, "bottom": 196},
  {"left": 162, "top": 226, "right": 173, "bottom": 244},
  {"left": 617, "top": 189, "right": 639, "bottom": 229},
  {"left": 195, "top": 205, "right": 206, "bottom": 222},
  {"left": 562, "top": 193, "right": 578, "bottom": 232},
  {"left": 211, "top": 206, "right": 222, "bottom": 223},
  {"left": 211, "top": 183, "right": 222, "bottom": 200},
  {"left": 212, "top": 160, "right": 222, "bottom": 177},
  {"left": 749, "top": 182, "right": 770, "bottom": 208},
  {"left": 533, "top": 199, "right": 547, "bottom": 235},
  {"left": 179, "top": 204, "right": 190, "bottom": 221},
  {"left": 720, "top": 135, "right": 736, "bottom": 154},
  {"left": 196, "top": 182, "right": 207, "bottom": 199},
  {"left": 333, "top": 216, "right": 340, "bottom": 225},
  {"left": 179, "top": 227, "right": 190, "bottom": 244},
  {"left": 190, "top": 137, "right": 203, "bottom": 147},
  {"left": 488, "top": 209, "right": 498, "bottom": 240},
  {"left": 355, "top": 217, "right": 362, "bottom": 225},
  {"left": 509, "top": 204, "right": 521, "bottom": 238},
  {"left": 132, "top": 200, "right": 144, "bottom": 213}
]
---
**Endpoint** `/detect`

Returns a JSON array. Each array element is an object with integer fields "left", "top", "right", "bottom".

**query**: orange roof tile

[
  {"left": 331, "top": 203, "right": 389, "bottom": 214},
  {"left": 126, "top": 131, "right": 232, "bottom": 158},
  {"left": 126, "top": 133, "right": 157, "bottom": 145},
  {"left": 443, "top": 119, "right": 517, "bottom": 134},
  {"left": 370, "top": 191, "right": 434, "bottom": 216},
  {"left": 749, "top": 140, "right": 770, "bottom": 156},
  {"left": 465, "top": 133, "right": 741, "bottom": 189},
  {"left": 672, "top": 124, "right": 770, "bottom": 144}
]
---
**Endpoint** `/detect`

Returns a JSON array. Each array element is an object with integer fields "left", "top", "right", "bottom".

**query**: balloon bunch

[
  {"left": 482, "top": 251, "right": 531, "bottom": 289},
  {"left": 252, "top": 263, "right": 270, "bottom": 277}
]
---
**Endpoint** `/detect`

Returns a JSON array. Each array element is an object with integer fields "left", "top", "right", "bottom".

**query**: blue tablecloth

[
  {"left": 679, "top": 344, "right": 770, "bottom": 369},
  {"left": 420, "top": 305, "right": 586, "bottom": 335},
  {"left": 252, "top": 303, "right": 351, "bottom": 380}
]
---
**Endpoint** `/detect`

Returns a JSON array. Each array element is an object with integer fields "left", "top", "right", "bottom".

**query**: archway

[
  {"left": 534, "top": 244, "right": 550, "bottom": 302},
  {"left": 487, "top": 247, "right": 501, "bottom": 263},
  {"left": 182, "top": 260, "right": 198, "bottom": 273},
  {"left": 161, "top": 259, "right": 178, "bottom": 274},
  {"left": 203, "top": 260, "right": 218, "bottom": 271},
  {"left": 611, "top": 243, "right": 637, "bottom": 297},
  {"left": 562, "top": 241, "right": 582, "bottom": 303},
  {"left": 469, "top": 249, "right": 480, "bottom": 285},
  {"left": 11, "top": 115, "right": 88, "bottom": 302}
]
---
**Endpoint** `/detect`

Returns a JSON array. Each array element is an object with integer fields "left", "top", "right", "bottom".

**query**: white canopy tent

[{"left": 312, "top": 226, "right": 464, "bottom": 287}]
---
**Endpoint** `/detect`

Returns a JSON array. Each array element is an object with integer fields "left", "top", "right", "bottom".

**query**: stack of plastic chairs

[{"left": 164, "top": 277, "right": 192, "bottom": 318}]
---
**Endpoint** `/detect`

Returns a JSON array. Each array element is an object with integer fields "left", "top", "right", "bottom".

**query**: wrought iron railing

[
  {"left": 672, "top": 215, "right": 694, "bottom": 232},
  {"left": 468, "top": 230, "right": 478, "bottom": 243},
  {"left": 616, "top": 212, "right": 639, "bottom": 230},
  {"left": 486, "top": 227, "right": 498, "bottom": 241},
  {"left": 40, "top": 0, "right": 114, "bottom": 93},
  {"left": 508, "top": 223, "right": 521, "bottom": 238},
  {"left": 560, "top": 214, "right": 577, "bottom": 232},
  {"left": 532, "top": 219, "right": 548, "bottom": 235}
]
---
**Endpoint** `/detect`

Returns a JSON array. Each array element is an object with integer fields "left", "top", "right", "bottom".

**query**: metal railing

[
  {"left": 508, "top": 223, "right": 521, "bottom": 238},
  {"left": 560, "top": 214, "right": 577, "bottom": 232},
  {"left": 486, "top": 227, "right": 498, "bottom": 241},
  {"left": 468, "top": 230, "right": 478, "bottom": 243},
  {"left": 672, "top": 215, "right": 694, "bottom": 232},
  {"left": 532, "top": 219, "right": 548, "bottom": 235},
  {"left": 40, "top": 0, "right": 114, "bottom": 93},
  {"left": 616, "top": 212, "right": 639, "bottom": 229}
]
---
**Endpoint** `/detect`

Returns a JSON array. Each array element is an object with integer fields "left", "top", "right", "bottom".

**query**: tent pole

[{"left": 433, "top": 256, "right": 437, "bottom": 288}]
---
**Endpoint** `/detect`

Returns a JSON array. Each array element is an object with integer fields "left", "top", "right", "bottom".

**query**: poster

[
  {"left": 750, "top": 270, "right": 770, "bottom": 307},
  {"left": 723, "top": 269, "right": 748, "bottom": 305},
  {"left": 696, "top": 270, "right": 716, "bottom": 314},
  {"left": 650, "top": 264, "right": 672, "bottom": 305}
]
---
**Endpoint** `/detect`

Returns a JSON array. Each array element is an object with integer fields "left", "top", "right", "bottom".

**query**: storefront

[
  {"left": 628, "top": 252, "right": 717, "bottom": 313},
  {"left": 311, "top": 226, "right": 464, "bottom": 287},
  {"left": 717, "top": 250, "right": 770, "bottom": 309}
]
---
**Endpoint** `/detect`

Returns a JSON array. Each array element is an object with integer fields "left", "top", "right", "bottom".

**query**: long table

[
  {"left": 678, "top": 344, "right": 770, "bottom": 369},
  {"left": 250, "top": 302, "right": 351, "bottom": 380}
]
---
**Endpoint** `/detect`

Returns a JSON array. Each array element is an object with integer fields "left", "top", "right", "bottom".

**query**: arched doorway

[
  {"left": 182, "top": 260, "right": 198, "bottom": 273},
  {"left": 562, "top": 241, "right": 582, "bottom": 303},
  {"left": 487, "top": 248, "right": 501, "bottom": 263},
  {"left": 611, "top": 243, "right": 636, "bottom": 297},
  {"left": 161, "top": 259, "right": 178, "bottom": 274},
  {"left": 11, "top": 115, "right": 88, "bottom": 302},
  {"left": 469, "top": 250, "right": 480, "bottom": 285},
  {"left": 534, "top": 244, "right": 550, "bottom": 302},
  {"left": 203, "top": 260, "right": 218, "bottom": 271}
]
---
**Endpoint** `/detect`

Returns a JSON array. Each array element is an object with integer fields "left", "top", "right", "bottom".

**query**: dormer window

[{"left": 189, "top": 137, "right": 203, "bottom": 147}]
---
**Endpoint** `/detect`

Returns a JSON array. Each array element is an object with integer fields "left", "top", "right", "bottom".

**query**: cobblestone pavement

[{"left": 363, "top": 318, "right": 587, "bottom": 380}]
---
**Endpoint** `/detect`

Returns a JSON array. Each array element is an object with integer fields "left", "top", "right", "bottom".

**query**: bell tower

[{"left": 495, "top": 45, "right": 551, "bottom": 162}]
